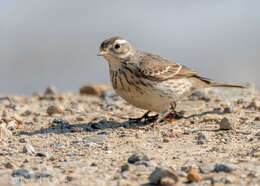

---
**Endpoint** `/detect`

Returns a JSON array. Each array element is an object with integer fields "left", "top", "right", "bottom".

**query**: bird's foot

[
  {"left": 129, "top": 111, "right": 158, "bottom": 123},
  {"left": 154, "top": 102, "right": 184, "bottom": 123}
]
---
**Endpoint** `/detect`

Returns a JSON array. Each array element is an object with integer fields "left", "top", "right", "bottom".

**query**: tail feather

[
  {"left": 195, "top": 75, "right": 246, "bottom": 88},
  {"left": 209, "top": 82, "right": 246, "bottom": 88}
]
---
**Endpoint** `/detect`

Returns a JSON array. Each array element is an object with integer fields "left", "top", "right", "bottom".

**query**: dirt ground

[{"left": 0, "top": 84, "right": 260, "bottom": 186}]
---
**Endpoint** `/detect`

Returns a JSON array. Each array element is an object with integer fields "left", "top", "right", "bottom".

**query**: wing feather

[{"left": 138, "top": 52, "right": 198, "bottom": 81}]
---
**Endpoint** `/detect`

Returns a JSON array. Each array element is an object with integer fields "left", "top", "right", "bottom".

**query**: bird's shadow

[{"left": 18, "top": 108, "right": 226, "bottom": 136}]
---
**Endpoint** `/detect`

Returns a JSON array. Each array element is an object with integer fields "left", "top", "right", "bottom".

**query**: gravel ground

[{"left": 0, "top": 84, "right": 260, "bottom": 186}]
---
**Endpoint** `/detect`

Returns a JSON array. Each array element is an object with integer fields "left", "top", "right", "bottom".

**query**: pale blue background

[{"left": 0, "top": 0, "right": 259, "bottom": 94}]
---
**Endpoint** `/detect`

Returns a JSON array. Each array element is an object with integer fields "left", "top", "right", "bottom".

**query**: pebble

[
  {"left": 47, "top": 105, "right": 64, "bottom": 115},
  {"left": 12, "top": 169, "right": 34, "bottom": 179},
  {"left": 128, "top": 152, "right": 149, "bottom": 164},
  {"left": 149, "top": 167, "right": 179, "bottom": 185},
  {"left": 91, "top": 122, "right": 104, "bottom": 129},
  {"left": 223, "top": 107, "right": 233, "bottom": 113},
  {"left": 253, "top": 152, "right": 260, "bottom": 158},
  {"left": 163, "top": 138, "right": 170, "bottom": 143},
  {"left": 219, "top": 117, "right": 234, "bottom": 130},
  {"left": 7, "top": 121, "right": 16, "bottom": 130},
  {"left": 214, "top": 163, "right": 236, "bottom": 173},
  {"left": 19, "top": 138, "right": 28, "bottom": 143},
  {"left": 79, "top": 85, "right": 110, "bottom": 96},
  {"left": 0, "top": 124, "right": 12, "bottom": 140},
  {"left": 187, "top": 168, "right": 201, "bottom": 182},
  {"left": 5, "top": 162, "right": 15, "bottom": 169},
  {"left": 121, "top": 164, "right": 129, "bottom": 172},
  {"left": 35, "top": 152, "right": 48, "bottom": 157},
  {"left": 199, "top": 163, "right": 215, "bottom": 174},
  {"left": 22, "top": 144, "right": 35, "bottom": 154},
  {"left": 44, "top": 86, "right": 57, "bottom": 95},
  {"left": 196, "top": 132, "right": 208, "bottom": 145},
  {"left": 196, "top": 132, "right": 208, "bottom": 141}
]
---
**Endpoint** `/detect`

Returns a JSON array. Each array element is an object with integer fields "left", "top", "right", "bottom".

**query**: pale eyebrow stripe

[{"left": 116, "top": 39, "right": 127, "bottom": 44}]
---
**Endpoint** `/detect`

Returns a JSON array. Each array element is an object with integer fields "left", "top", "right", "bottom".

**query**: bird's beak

[{"left": 97, "top": 51, "right": 108, "bottom": 56}]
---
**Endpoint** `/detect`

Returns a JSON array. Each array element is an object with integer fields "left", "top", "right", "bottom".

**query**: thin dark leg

[
  {"left": 129, "top": 111, "right": 158, "bottom": 122},
  {"left": 129, "top": 111, "right": 151, "bottom": 121},
  {"left": 156, "top": 102, "right": 177, "bottom": 123}
]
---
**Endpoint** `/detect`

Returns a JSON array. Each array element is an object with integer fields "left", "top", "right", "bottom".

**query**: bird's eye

[{"left": 114, "top": 44, "right": 120, "bottom": 49}]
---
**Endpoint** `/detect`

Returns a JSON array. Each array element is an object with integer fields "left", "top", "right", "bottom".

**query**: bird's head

[{"left": 98, "top": 37, "right": 134, "bottom": 64}]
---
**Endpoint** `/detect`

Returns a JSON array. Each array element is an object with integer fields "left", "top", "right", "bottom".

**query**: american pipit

[{"left": 98, "top": 37, "right": 245, "bottom": 123}]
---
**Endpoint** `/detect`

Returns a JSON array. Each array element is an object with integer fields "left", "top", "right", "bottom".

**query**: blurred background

[{"left": 0, "top": 0, "right": 259, "bottom": 95}]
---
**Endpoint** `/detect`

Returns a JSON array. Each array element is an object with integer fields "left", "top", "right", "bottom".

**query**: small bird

[{"left": 98, "top": 37, "right": 245, "bottom": 122}]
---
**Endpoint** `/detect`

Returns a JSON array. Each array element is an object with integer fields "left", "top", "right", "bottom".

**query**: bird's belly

[
  {"left": 115, "top": 87, "right": 171, "bottom": 112},
  {"left": 114, "top": 78, "right": 192, "bottom": 112}
]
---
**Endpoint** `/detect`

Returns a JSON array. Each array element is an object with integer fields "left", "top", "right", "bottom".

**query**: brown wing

[
  {"left": 136, "top": 52, "right": 245, "bottom": 88},
  {"left": 138, "top": 52, "right": 198, "bottom": 81}
]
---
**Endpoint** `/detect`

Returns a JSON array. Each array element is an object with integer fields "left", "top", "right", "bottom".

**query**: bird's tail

[
  {"left": 209, "top": 82, "right": 246, "bottom": 88},
  {"left": 196, "top": 75, "right": 246, "bottom": 88}
]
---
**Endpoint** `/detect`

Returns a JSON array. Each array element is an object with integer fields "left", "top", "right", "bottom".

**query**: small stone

[
  {"left": 255, "top": 132, "right": 260, "bottom": 137},
  {"left": 80, "top": 85, "right": 110, "bottom": 96},
  {"left": 19, "top": 138, "right": 28, "bottom": 143},
  {"left": 121, "top": 164, "right": 129, "bottom": 172},
  {"left": 0, "top": 124, "right": 12, "bottom": 140},
  {"left": 214, "top": 163, "right": 236, "bottom": 173},
  {"left": 199, "top": 163, "right": 215, "bottom": 174},
  {"left": 128, "top": 152, "right": 149, "bottom": 164},
  {"left": 223, "top": 107, "right": 233, "bottom": 113},
  {"left": 21, "top": 110, "right": 32, "bottom": 117},
  {"left": 219, "top": 117, "right": 234, "bottom": 130},
  {"left": 196, "top": 132, "right": 208, "bottom": 141},
  {"left": 76, "top": 117, "right": 84, "bottom": 121},
  {"left": 253, "top": 152, "right": 260, "bottom": 158},
  {"left": 65, "top": 176, "right": 73, "bottom": 182},
  {"left": 22, "top": 144, "right": 35, "bottom": 154},
  {"left": 12, "top": 169, "right": 34, "bottom": 179},
  {"left": 47, "top": 105, "right": 64, "bottom": 115},
  {"left": 5, "top": 162, "right": 15, "bottom": 169},
  {"left": 44, "top": 86, "right": 57, "bottom": 95},
  {"left": 7, "top": 121, "right": 16, "bottom": 130},
  {"left": 187, "top": 168, "right": 201, "bottom": 182},
  {"left": 247, "top": 100, "right": 260, "bottom": 110},
  {"left": 163, "top": 138, "right": 170, "bottom": 143},
  {"left": 91, "top": 122, "right": 104, "bottom": 129},
  {"left": 255, "top": 117, "right": 260, "bottom": 121},
  {"left": 149, "top": 167, "right": 178, "bottom": 185},
  {"left": 36, "top": 152, "right": 47, "bottom": 157},
  {"left": 181, "top": 166, "right": 192, "bottom": 173}
]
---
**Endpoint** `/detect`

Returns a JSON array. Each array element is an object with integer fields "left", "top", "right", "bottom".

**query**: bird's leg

[
  {"left": 156, "top": 102, "right": 177, "bottom": 123},
  {"left": 129, "top": 111, "right": 158, "bottom": 122},
  {"left": 129, "top": 111, "right": 150, "bottom": 121}
]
